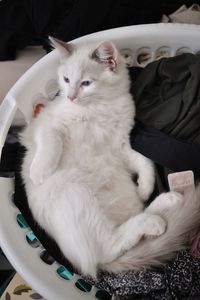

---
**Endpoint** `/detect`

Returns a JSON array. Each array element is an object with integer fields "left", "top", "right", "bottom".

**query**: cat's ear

[
  {"left": 91, "top": 41, "right": 118, "bottom": 71},
  {"left": 49, "top": 36, "right": 73, "bottom": 59}
]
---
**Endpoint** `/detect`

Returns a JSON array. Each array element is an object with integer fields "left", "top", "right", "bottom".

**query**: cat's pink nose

[{"left": 68, "top": 95, "right": 76, "bottom": 101}]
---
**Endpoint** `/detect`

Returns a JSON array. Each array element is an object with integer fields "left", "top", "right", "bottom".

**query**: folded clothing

[
  {"left": 130, "top": 122, "right": 200, "bottom": 177},
  {"left": 133, "top": 53, "right": 200, "bottom": 145}
]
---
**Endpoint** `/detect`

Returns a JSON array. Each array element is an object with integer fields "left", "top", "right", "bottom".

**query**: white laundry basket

[{"left": 0, "top": 23, "right": 200, "bottom": 300}]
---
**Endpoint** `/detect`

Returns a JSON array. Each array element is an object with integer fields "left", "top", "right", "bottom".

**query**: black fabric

[
  {"left": 133, "top": 53, "right": 200, "bottom": 144},
  {"left": 0, "top": 0, "right": 197, "bottom": 60},
  {"left": 130, "top": 122, "right": 200, "bottom": 178}
]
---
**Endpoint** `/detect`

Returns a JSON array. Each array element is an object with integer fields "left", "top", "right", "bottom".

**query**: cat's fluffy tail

[{"left": 102, "top": 185, "right": 200, "bottom": 273}]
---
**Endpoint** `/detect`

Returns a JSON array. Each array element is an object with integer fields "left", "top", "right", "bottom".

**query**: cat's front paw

[{"left": 142, "top": 214, "right": 166, "bottom": 237}]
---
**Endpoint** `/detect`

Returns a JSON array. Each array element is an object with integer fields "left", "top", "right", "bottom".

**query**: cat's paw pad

[{"left": 143, "top": 214, "right": 166, "bottom": 237}]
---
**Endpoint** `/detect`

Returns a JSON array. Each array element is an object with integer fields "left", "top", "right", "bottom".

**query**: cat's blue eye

[
  {"left": 64, "top": 76, "right": 69, "bottom": 83},
  {"left": 81, "top": 80, "right": 91, "bottom": 87}
]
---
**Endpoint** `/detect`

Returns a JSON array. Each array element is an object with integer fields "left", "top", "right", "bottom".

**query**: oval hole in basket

[
  {"left": 95, "top": 290, "right": 112, "bottom": 300},
  {"left": 176, "top": 47, "right": 193, "bottom": 56},
  {"left": 26, "top": 231, "right": 40, "bottom": 248},
  {"left": 136, "top": 47, "right": 152, "bottom": 66},
  {"left": 16, "top": 214, "right": 29, "bottom": 229},
  {"left": 120, "top": 48, "right": 134, "bottom": 66},
  {"left": 155, "top": 46, "right": 171, "bottom": 60},
  {"left": 40, "top": 249, "right": 55, "bottom": 265},
  {"left": 57, "top": 265, "right": 73, "bottom": 280},
  {"left": 75, "top": 279, "right": 92, "bottom": 293}
]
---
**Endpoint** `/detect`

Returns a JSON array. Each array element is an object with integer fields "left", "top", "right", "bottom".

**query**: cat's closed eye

[
  {"left": 81, "top": 80, "right": 92, "bottom": 87},
  {"left": 64, "top": 76, "right": 70, "bottom": 83}
]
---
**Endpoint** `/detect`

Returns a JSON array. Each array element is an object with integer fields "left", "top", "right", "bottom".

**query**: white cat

[{"left": 20, "top": 38, "right": 200, "bottom": 277}]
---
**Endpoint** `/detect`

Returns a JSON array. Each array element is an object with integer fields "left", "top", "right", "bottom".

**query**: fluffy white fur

[{"left": 20, "top": 39, "right": 200, "bottom": 277}]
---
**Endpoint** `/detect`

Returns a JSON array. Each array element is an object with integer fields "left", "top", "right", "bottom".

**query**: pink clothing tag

[
  {"left": 168, "top": 170, "right": 195, "bottom": 194},
  {"left": 168, "top": 171, "right": 199, "bottom": 257}
]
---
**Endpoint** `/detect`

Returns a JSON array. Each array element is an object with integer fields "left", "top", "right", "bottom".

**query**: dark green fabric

[{"left": 133, "top": 53, "right": 200, "bottom": 144}]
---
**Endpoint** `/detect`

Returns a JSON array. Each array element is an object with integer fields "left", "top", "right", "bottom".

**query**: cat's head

[{"left": 49, "top": 37, "right": 130, "bottom": 106}]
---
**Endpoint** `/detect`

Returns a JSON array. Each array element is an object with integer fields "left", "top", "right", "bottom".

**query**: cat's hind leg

[
  {"left": 54, "top": 183, "right": 166, "bottom": 276},
  {"left": 100, "top": 212, "right": 166, "bottom": 264}
]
